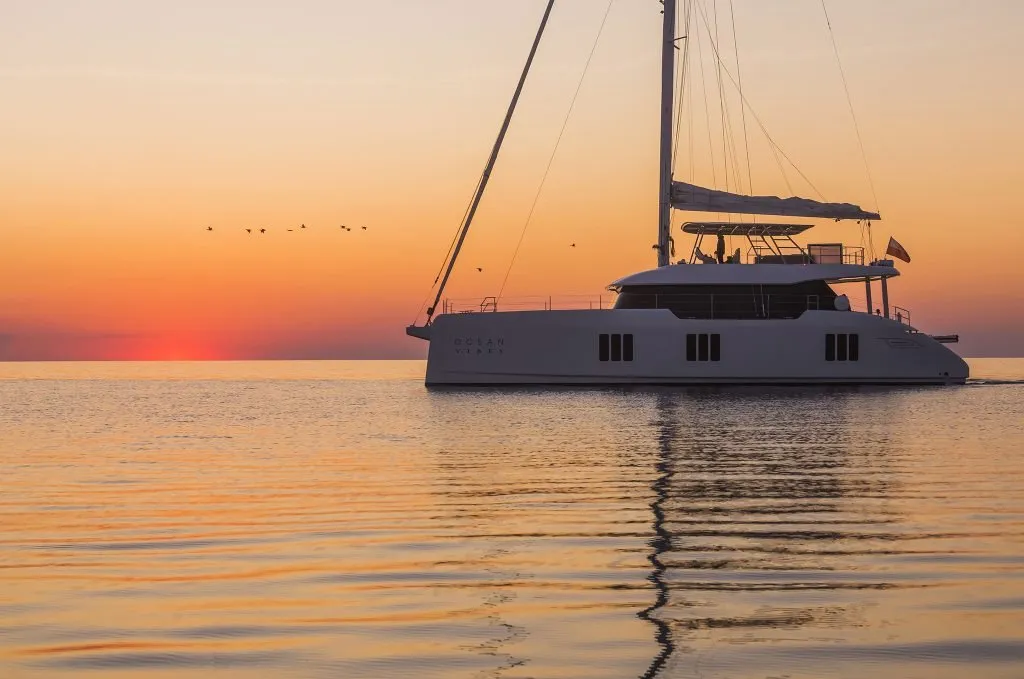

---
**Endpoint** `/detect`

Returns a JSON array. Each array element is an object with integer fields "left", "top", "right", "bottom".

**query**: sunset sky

[{"left": 1, "top": 0, "right": 1022, "bottom": 360}]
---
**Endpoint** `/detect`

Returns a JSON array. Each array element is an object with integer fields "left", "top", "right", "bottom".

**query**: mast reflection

[
  {"left": 636, "top": 387, "right": 898, "bottom": 678},
  {"left": 638, "top": 392, "right": 678, "bottom": 679}
]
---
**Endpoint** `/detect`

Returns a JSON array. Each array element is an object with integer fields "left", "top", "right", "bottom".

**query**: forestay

[{"left": 671, "top": 181, "right": 881, "bottom": 221}]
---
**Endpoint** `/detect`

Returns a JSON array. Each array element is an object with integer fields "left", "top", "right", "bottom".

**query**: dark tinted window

[
  {"left": 826, "top": 333, "right": 859, "bottom": 362},
  {"left": 698, "top": 333, "right": 709, "bottom": 362},
  {"left": 599, "top": 334, "right": 609, "bottom": 362},
  {"left": 610, "top": 333, "right": 622, "bottom": 362},
  {"left": 710, "top": 334, "right": 721, "bottom": 362},
  {"left": 623, "top": 334, "right": 634, "bottom": 362},
  {"left": 686, "top": 334, "right": 697, "bottom": 362},
  {"left": 615, "top": 281, "right": 837, "bottom": 320}
]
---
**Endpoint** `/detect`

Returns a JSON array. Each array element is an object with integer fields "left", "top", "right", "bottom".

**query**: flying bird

[
  {"left": 361, "top": 226, "right": 367, "bottom": 230},
  {"left": 260, "top": 228, "right": 266, "bottom": 234},
  {"left": 570, "top": 243, "right": 576, "bottom": 248},
  {"left": 206, "top": 226, "right": 213, "bottom": 232},
  {"left": 300, "top": 224, "right": 307, "bottom": 229},
  {"left": 245, "top": 228, "right": 252, "bottom": 234},
  {"left": 476, "top": 267, "right": 483, "bottom": 272}
]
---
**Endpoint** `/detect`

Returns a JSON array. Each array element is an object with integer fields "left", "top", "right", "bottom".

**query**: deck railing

[
  {"left": 442, "top": 295, "right": 609, "bottom": 315},
  {"left": 443, "top": 293, "right": 846, "bottom": 319},
  {"left": 442, "top": 293, "right": 915, "bottom": 322}
]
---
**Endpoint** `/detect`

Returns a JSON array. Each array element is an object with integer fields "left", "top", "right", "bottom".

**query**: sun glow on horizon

[{"left": 1, "top": 1, "right": 1022, "bottom": 359}]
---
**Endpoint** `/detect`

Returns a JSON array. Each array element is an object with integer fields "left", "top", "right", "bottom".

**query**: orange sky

[{"left": 1, "top": 0, "right": 1022, "bottom": 360}]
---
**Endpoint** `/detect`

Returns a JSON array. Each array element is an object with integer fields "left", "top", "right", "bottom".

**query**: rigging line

[
  {"left": 672, "top": 0, "right": 696, "bottom": 184},
  {"left": 698, "top": 0, "right": 743, "bottom": 196},
  {"left": 711, "top": 0, "right": 744, "bottom": 197},
  {"left": 821, "top": 0, "right": 880, "bottom": 212},
  {"left": 766, "top": 127, "right": 795, "bottom": 195},
  {"left": 671, "top": 1, "right": 683, "bottom": 158},
  {"left": 721, "top": 85, "right": 745, "bottom": 195},
  {"left": 672, "top": 0, "right": 693, "bottom": 168},
  {"left": 671, "top": 0, "right": 697, "bottom": 182},
  {"left": 425, "top": 0, "right": 556, "bottom": 323},
  {"left": 687, "top": 46, "right": 695, "bottom": 182},
  {"left": 496, "top": 0, "right": 615, "bottom": 303},
  {"left": 411, "top": 170, "right": 485, "bottom": 324},
  {"left": 729, "top": 0, "right": 753, "bottom": 196},
  {"left": 434, "top": 172, "right": 485, "bottom": 286},
  {"left": 687, "top": 7, "right": 696, "bottom": 183},
  {"left": 709, "top": 0, "right": 731, "bottom": 194},
  {"left": 693, "top": 3, "right": 826, "bottom": 200},
  {"left": 694, "top": 19, "right": 718, "bottom": 190}
]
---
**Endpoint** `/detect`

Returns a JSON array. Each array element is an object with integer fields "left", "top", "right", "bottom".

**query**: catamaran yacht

[{"left": 406, "top": 0, "right": 968, "bottom": 386}]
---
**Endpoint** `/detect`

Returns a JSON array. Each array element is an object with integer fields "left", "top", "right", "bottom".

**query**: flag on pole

[{"left": 886, "top": 237, "right": 911, "bottom": 263}]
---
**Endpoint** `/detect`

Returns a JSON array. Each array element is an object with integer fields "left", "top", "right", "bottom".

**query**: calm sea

[{"left": 1, "top": 359, "right": 1022, "bottom": 679}]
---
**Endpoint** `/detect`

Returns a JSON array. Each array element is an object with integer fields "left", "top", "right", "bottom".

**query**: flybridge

[{"left": 680, "top": 221, "right": 867, "bottom": 266}]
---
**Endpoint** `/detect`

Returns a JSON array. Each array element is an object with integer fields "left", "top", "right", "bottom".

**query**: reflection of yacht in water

[
  {"left": 407, "top": 0, "right": 969, "bottom": 386},
  {"left": 637, "top": 389, "right": 900, "bottom": 678}
]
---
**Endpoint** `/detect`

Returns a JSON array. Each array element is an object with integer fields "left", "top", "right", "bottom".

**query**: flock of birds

[
  {"left": 204, "top": 225, "right": 578, "bottom": 273},
  {"left": 205, "top": 223, "right": 367, "bottom": 234}
]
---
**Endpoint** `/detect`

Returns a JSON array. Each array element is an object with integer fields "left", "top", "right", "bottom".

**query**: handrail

[
  {"left": 443, "top": 295, "right": 607, "bottom": 314},
  {"left": 442, "top": 293, "right": 848, "bottom": 319}
]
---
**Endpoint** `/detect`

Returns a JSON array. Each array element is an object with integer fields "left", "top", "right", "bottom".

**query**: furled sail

[{"left": 671, "top": 181, "right": 880, "bottom": 221}]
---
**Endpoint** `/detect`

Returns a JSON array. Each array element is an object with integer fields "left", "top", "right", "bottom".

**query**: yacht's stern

[{"left": 406, "top": 325, "right": 431, "bottom": 341}]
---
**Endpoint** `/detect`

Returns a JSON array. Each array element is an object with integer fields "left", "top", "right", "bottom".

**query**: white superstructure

[{"left": 406, "top": 2, "right": 968, "bottom": 386}]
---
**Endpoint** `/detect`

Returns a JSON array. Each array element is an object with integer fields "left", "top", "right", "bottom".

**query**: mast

[
  {"left": 657, "top": 0, "right": 677, "bottom": 267},
  {"left": 424, "top": 0, "right": 556, "bottom": 323}
]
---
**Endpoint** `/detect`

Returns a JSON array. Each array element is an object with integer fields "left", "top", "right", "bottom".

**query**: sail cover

[{"left": 671, "top": 181, "right": 880, "bottom": 221}]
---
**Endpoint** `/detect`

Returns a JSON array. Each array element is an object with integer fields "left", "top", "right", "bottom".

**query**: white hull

[{"left": 420, "top": 310, "right": 968, "bottom": 386}]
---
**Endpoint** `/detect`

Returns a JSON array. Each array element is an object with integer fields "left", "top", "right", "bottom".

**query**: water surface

[{"left": 1, "top": 359, "right": 1022, "bottom": 678}]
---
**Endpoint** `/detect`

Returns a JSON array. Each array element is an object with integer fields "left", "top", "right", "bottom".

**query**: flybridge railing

[
  {"left": 746, "top": 245, "right": 866, "bottom": 266},
  {"left": 441, "top": 295, "right": 610, "bottom": 315}
]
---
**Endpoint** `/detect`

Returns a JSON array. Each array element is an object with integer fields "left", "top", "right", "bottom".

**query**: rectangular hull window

[
  {"left": 599, "top": 334, "right": 634, "bottom": 362},
  {"left": 686, "top": 334, "right": 721, "bottom": 362},
  {"left": 826, "top": 333, "right": 859, "bottom": 362}
]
